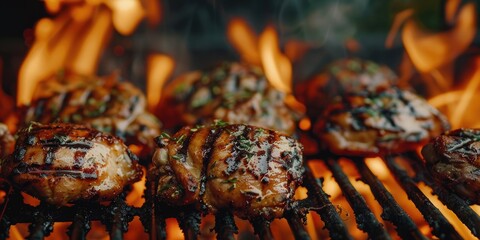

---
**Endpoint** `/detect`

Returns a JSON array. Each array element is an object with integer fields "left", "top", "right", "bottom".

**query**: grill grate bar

[
  {"left": 177, "top": 209, "right": 201, "bottom": 240},
  {"left": 27, "top": 210, "right": 53, "bottom": 240},
  {"left": 383, "top": 155, "right": 463, "bottom": 240},
  {"left": 407, "top": 153, "right": 480, "bottom": 238},
  {"left": 325, "top": 157, "right": 391, "bottom": 239},
  {"left": 251, "top": 217, "right": 273, "bottom": 240},
  {"left": 353, "top": 158, "right": 427, "bottom": 240},
  {"left": 285, "top": 208, "right": 311, "bottom": 240},
  {"left": 68, "top": 208, "right": 90, "bottom": 240},
  {"left": 214, "top": 211, "right": 237, "bottom": 240},
  {"left": 303, "top": 164, "right": 352, "bottom": 239}
]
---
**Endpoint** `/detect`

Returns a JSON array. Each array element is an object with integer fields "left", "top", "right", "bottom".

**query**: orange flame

[
  {"left": 17, "top": 0, "right": 158, "bottom": 105},
  {"left": 227, "top": 18, "right": 261, "bottom": 65},
  {"left": 259, "top": 26, "right": 292, "bottom": 94},
  {"left": 402, "top": 3, "right": 476, "bottom": 73},
  {"left": 146, "top": 54, "right": 175, "bottom": 111}
]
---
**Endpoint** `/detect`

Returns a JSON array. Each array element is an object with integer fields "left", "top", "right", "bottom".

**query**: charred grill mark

[
  {"left": 176, "top": 131, "right": 194, "bottom": 163},
  {"left": 225, "top": 126, "right": 250, "bottom": 175},
  {"left": 54, "top": 91, "right": 70, "bottom": 120},
  {"left": 73, "top": 151, "right": 87, "bottom": 169},
  {"left": 44, "top": 148, "right": 55, "bottom": 165},
  {"left": 128, "top": 95, "right": 140, "bottom": 114},
  {"left": 256, "top": 130, "right": 276, "bottom": 183},
  {"left": 13, "top": 147, "right": 27, "bottom": 162},
  {"left": 12, "top": 164, "right": 97, "bottom": 179},
  {"left": 199, "top": 127, "right": 224, "bottom": 196},
  {"left": 34, "top": 99, "right": 46, "bottom": 120}
]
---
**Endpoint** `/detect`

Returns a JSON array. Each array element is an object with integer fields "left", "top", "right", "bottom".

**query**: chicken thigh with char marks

[
  {"left": 2, "top": 123, "right": 143, "bottom": 206},
  {"left": 150, "top": 122, "right": 304, "bottom": 220}
]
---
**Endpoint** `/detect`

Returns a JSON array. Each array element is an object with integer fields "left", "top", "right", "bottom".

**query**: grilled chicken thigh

[
  {"left": 422, "top": 129, "right": 480, "bottom": 204},
  {"left": 0, "top": 123, "right": 14, "bottom": 158},
  {"left": 314, "top": 87, "right": 450, "bottom": 156},
  {"left": 158, "top": 62, "right": 300, "bottom": 135},
  {"left": 297, "top": 58, "right": 398, "bottom": 121},
  {"left": 22, "top": 73, "right": 161, "bottom": 158},
  {"left": 2, "top": 123, "right": 143, "bottom": 206},
  {"left": 150, "top": 122, "right": 304, "bottom": 220}
]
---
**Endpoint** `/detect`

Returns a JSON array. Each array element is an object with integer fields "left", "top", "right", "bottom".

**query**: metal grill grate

[{"left": 1, "top": 152, "right": 480, "bottom": 239}]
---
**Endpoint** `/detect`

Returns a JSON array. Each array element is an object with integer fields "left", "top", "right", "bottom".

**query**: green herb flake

[
  {"left": 159, "top": 132, "right": 171, "bottom": 139},
  {"left": 213, "top": 119, "right": 228, "bottom": 128},
  {"left": 237, "top": 135, "right": 253, "bottom": 152},
  {"left": 72, "top": 113, "right": 83, "bottom": 122},
  {"left": 175, "top": 134, "right": 186, "bottom": 144},
  {"left": 221, "top": 178, "right": 238, "bottom": 184},
  {"left": 210, "top": 161, "right": 217, "bottom": 169},
  {"left": 172, "top": 154, "right": 183, "bottom": 160}
]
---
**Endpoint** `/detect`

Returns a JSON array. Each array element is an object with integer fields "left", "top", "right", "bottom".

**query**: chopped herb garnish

[
  {"left": 159, "top": 182, "right": 173, "bottom": 193},
  {"left": 254, "top": 128, "right": 265, "bottom": 138},
  {"left": 213, "top": 119, "right": 228, "bottom": 128},
  {"left": 175, "top": 134, "right": 186, "bottom": 144},
  {"left": 159, "top": 132, "right": 171, "bottom": 139},
  {"left": 172, "top": 154, "right": 183, "bottom": 160},
  {"left": 53, "top": 134, "right": 68, "bottom": 143},
  {"left": 237, "top": 135, "right": 253, "bottom": 152},
  {"left": 210, "top": 161, "right": 217, "bottom": 169},
  {"left": 26, "top": 122, "right": 42, "bottom": 132},
  {"left": 72, "top": 113, "right": 83, "bottom": 122},
  {"left": 190, "top": 124, "right": 204, "bottom": 132},
  {"left": 221, "top": 178, "right": 238, "bottom": 184}
]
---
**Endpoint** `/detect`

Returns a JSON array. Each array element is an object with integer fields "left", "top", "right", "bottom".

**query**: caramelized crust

[
  {"left": 158, "top": 62, "right": 300, "bottom": 135},
  {"left": 2, "top": 123, "right": 143, "bottom": 206},
  {"left": 297, "top": 58, "right": 398, "bottom": 121},
  {"left": 21, "top": 73, "right": 161, "bottom": 158},
  {"left": 314, "top": 87, "right": 450, "bottom": 156},
  {"left": 150, "top": 123, "right": 304, "bottom": 220},
  {"left": 422, "top": 129, "right": 480, "bottom": 204},
  {"left": 0, "top": 123, "right": 14, "bottom": 158}
]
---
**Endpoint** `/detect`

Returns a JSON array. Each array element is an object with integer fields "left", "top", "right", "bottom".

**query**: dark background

[{"left": 0, "top": 0, "right": 478, "bottom": 99}]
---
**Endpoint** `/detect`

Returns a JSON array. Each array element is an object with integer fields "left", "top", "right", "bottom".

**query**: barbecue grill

[
  {"left": 1, "top": 1, "right": 480, "bottom": 239},
  {"left": 1, "top": 147, "right": 478, "bottom": 239}
]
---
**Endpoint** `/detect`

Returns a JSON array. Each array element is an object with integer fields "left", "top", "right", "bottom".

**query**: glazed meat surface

[
  {"left": 158, "top": 62, "right": 300, "bottom": 135},
  {"left": 314, "top": 87, "right": 450, "bottom": 156},
  {"left": 0, "top": 123, "right": 14, "bottom": 158},
  {"left": 150, "top": 122, "right": 304, "bottom": 220},
  {"left": 422, "top": 129, "right": 480, "bottom": 204},
  {"left": 296, "top": 58, "right": 398, "bottom": 121},
  {"left": 2, "top": 123, "right": 143, "bottom": 206},
  {"left": 22, "top": 73, "right": 161, "bottom": 158}
]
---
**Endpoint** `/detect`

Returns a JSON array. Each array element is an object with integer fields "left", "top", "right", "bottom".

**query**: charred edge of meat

[
  {"left": 152, "top": 122, "right": 305, "bottom": 220},
  {"left": 422, "top": 128, "right": 480, "bottom": 204},
  {"left": 158, "top": 62, "right": 300, "bottom": 135},
  {"left": 298, "top": 58, "right": 398, "bottom": 120},
  {"left": 3, "top": 122, "right": 144, "bottom": 206},
  {"left": 314, "top": 87, "right": 450, "bottom": 156}
]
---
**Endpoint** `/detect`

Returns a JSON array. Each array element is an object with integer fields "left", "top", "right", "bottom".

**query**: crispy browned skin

[
  {"left": 2, "top": 123, "right": 143, "bottom": 206},
  {"left": 314, "top": 87, "right": 450, "bottom": 156},
  {"left": 21, "top": 73, "right": 161, "bottom": 158},
  {"left": 297, "top": 58, "right": 398, "bottom": 121},
  {"left": 158, "top": 62, "right": 300, "bottom": 135},
  {"left": 422, "top": 129, "right": 480, "bottom": 204},
  {"left": 150, "top": 122, "right": 304, "bottom": 220},
  {"left": 0, "top": 123, "right": 14, "bottom": 158}
]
